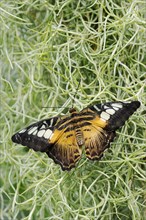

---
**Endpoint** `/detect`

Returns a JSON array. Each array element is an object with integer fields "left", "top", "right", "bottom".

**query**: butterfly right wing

[
  {"left": 81, "top": 116, "right": 116, "bottom": 160},
  {"left": 81, "top": 101, "right": 140, "bottom": 160},
  {"left": 47, "top": 128, "right": 82, "bottom": 170}
]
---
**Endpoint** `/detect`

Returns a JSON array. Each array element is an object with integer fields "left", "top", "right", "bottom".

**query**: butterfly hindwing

[
  {"left": 47, "top": 129, "right": 82, "bottom": 170},
  {"left": 81, "top": 116, "right": 116, "bottom": 160},
  {"left": 81, "top": 101, "right": 140, "bottom": 160}
]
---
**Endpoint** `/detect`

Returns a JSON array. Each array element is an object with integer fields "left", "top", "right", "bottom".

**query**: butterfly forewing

[
  {"left": 81, "top": 116, "right": 116, "bottom": 160},
  {"left": 11, "top": 116, "right": 59, "bottom": 152},
  {"left": 11, "top": 101, "right": 140, "bottom": 171},
  {"left": 89, "top": 101, "right": 140, "bottom": 130}
]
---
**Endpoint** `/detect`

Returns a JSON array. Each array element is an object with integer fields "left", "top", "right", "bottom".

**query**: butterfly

[{"left": 11, "top": 101, "right": 140, "bottom": 171}]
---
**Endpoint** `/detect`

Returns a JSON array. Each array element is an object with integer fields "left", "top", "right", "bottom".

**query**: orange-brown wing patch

[
  {"left": 82, "top": 116, "right": 116, "bottom": 160},
  {"left": 46, "top": 129, "right": 82, "bottom": 171}
]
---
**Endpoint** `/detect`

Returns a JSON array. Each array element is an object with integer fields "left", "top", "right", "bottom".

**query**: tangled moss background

[{"left": 1, "top": 1, "right": 145, "bottom": 219}]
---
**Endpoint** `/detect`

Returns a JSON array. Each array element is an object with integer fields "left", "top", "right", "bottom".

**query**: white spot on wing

[
  {"left": 111, "top": 103, "right": 123, "bottom": 108},
  {"left": 100, "top": 111, "right": 110, "bottom": 121},
  {"left": 32, "top": 130, "right": 37, "bottom": 135},
  {"left": 43, "top": 129, "right": 53, "bottom": 139},
  {"left": 112, "top": 107, "right": 119, "bottom": 111},
  {"left": 19, "top": 129, "right": 26, "bottom": 134},
  {"left": 43, "top": 121, "right": 48, "bottom": 126},
  {"left": 50, "top": 118, "right": 54, "bottom": 127},
  {"left": 28, "top": 127, "right": 37, "bottom": 135},
  {"left": 37, "top": 129, "right": 45, "bottom": 137},
  {"left": 93, "top": 105, "right": 101, "bottom": 111},
  {"left": 106, "top": 108, "right": 115, "bottom": 115},
  {"left": 103, "top": 105, "right": 109, "bottom": 109},
  {"left": 41, "top": 124, "right": 46, "bottom": 129}
]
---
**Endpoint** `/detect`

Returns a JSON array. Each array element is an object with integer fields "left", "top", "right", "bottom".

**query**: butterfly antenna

[{"left": 72, "top": 79, "right": 81, "bottom": 108}]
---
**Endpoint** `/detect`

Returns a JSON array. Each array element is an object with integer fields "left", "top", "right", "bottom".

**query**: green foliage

[{"left": 0, "top": 0, "right": 145, "bottom": 219}]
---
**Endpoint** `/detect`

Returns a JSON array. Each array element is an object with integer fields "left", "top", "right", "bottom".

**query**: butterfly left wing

[
  {"left": 46, "top": 129, "right": 82, "bottom": 170},
  {"left": 81, "top": 101, "right": 140, "bottom": 160},
  {"left": 12, "top": 116, "right": 82, "bottom": 171},
  {"left": 11, "top": 116, "right": 59, "bottom": 152}
]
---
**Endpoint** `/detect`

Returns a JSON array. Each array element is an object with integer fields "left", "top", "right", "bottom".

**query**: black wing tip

[
  {"left": 11, "top": 134, "right": 15, "bottom": 142},
  {"left": 11, "top": 133, "right": 22, "bottom": 144},
  {"left": 105, "top": 101, "right": 140, "bottom": 131},
  {"left": 130, "top": 101, "right": 141, "bottom": 108},
  {"left": 125, "top": 100, "right": 141, "bottom": 113}
]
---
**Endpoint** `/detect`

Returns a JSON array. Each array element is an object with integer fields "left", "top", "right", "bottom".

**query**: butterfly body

[{"left": 12, "top": 101, "right": 140, "bottom": 170}]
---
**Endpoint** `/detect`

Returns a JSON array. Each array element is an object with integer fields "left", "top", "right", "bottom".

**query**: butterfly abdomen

[{"left": 75, "top": 128, "right": 84, "bottom": 146}]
